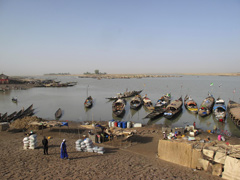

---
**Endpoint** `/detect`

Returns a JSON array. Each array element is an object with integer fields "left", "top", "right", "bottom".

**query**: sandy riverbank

[{"left": 1, "top": 120, "right": 239, "bottom": 180}]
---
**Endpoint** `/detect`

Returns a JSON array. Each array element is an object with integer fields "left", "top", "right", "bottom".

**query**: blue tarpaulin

[{"left": 61, "top": 122, "right": 68, "bottom": 126}]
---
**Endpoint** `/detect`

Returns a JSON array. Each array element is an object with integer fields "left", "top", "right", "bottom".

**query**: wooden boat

[
  {"left": 144, "top": 108, "right": 165, "bottom": 119},
  {"left": 25, "top": 109, "right": 35, "bottom": 117},
  {"left": 12, "top": 97, "right": 18, "bottom": 103},
  {"left": 228, "top": 100, "right": 240, "bottom": 128},
  {"left": 213, "top": 98, "right": 226, "bottom": 122},
  {"left": 0, "top": 112, "right": 8, "bottom": 122},
  {"left": 84, "top": 96, "right": 93, "bottom": 108},
  {"left": 142, "top": 95, "right": 155, "bottom": 111},
  {"left": 7, "top": 111, "right": 17, "bottom": 122},
  {"left": 163, "top": 97, "right": 183, "bottom": 119},
  {"left": 23, "top": 104, "right": 33, "bottom": 114},
  {"left": 145, "top": 93, "right": 171, "bottom": 119},
  {"left": 112, "top": 98, "right": 126, "bottom": 117},
  {"left": 130, "top": 95, "right": 143, "bottom": 110},
  {"left": 122, "top": 89, "right": 143, "bottom": 98},
  {"left": 198, "top": 95, "right": 215, "bottom": 117},
  {"left": 154, "top": 93, "right": 171, "bottom": 110},
  {"left": 18, "top": 104, "right": 34, "bottom": 119},
  {"left": 184, "top": 95, "right": 198, "bottom": 114},
  {"left": 106, "top": 90, "right": 142, "bottom": 100},
  {"left": 13, "top": 109, "right": 24, "bottom": 120},
  {"left": 55, "top": 108, "right": 62, "bottom": 119}
]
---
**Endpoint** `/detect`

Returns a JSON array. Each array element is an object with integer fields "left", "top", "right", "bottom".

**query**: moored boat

[
  {"left": 13, "top": 109, "right": 24, "bottom": 120},
  {"left": 154, "top": 93, "right": 171, "bottom": 110},
  {"left": 122, "top": 89, "right": 143, "bottom": 98},
  {"left": 106, "top": 90, "right": 142, "bottom": 100},
  {"left": 55, "top": 108, "right": 62, "bottom": 119},
  {"left": 198, "top": 95, "right": 215, "bottom": 117},
  {"left": 22, "top": 104, "right": 33, "bottom": 115},
  {"left": 213, "top": 97, "right": 226, "bottom": 122},
  {"left": 112, "top": 98, "right": 126, "bottom": 117},
  {"left": 84, "top": 96, "right": 93, "bottom": 108},
  {"left": 142, "top": 95, "right": 154, "bottom": 111},
  {"left": 7, "top": 111, "right": 17, "bottom": 122},
  {"left": 130, "top": 95, "right": 143, "bottom": 110},
  {"left": 12, "top": 97, "right": 18, "bottom": 103},
  {"left": 184, "top": 95, "right": 198, "bottom": 114},
  {"left": 0, "top": 112, "right": 8, "bottom": 122},
  {"left": 163, "top": 97, "right": 183, "bottom": 119},
  {"left": 145, "top": 93, "right": 171, "bottom": 119},
  {"left": 227, "top": 100, "right": 240, "bottom": 128}
]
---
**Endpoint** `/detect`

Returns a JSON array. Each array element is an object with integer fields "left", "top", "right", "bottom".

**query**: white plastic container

[
  {"left": 127, "top": 121, "right": 131, "bottom": 128},
  {"left": 133, "top": 123, "right": 142, "bottom": 128}
]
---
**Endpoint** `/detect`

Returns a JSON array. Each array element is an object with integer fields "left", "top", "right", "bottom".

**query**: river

[{"left": 1, "top": 75, "right": 240, "bottom": 137}]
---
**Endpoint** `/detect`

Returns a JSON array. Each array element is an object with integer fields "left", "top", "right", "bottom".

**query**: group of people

[{"left": 42, "top": 136, "right": 69, "bottom": 159}]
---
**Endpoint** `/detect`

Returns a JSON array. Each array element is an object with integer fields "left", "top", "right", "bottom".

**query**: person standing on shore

[
  {"left": 42, "top": 136, "right": 48, "bottom": 155},
  {"left": 60, "top": 139, "right": 68, "bottom": 159},
  {"left": 193, "top": 122, "right": 196, "bottom": 129}
]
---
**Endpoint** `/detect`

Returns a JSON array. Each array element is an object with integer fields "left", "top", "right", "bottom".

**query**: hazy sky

[{"left": 0, "top": 0, "right": 239, "bottom": 76}]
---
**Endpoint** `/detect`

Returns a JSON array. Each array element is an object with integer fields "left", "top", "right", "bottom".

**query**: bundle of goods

[
  {"left": 75, "top": 138, "right": 105, "bottom": 154},
  {"left": 93, "top": 146, "right": 105, "bottom": 154},
  {"left": 29, "top": 134, "right": 37, "bottom": 149},
  {"left": 75, "top": 139, "right": 84, "bottom": 151},
  {"left": 23, "top": 137, "right": 29, "bottom": 150}
]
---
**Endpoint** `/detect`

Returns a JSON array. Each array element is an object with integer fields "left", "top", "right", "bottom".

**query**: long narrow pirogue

[
  {"left": 213, "top": 97, "right": 226, "bottom": 122},
  {"left": 84, "top": 96, "right": 93, "bottom": 108},
  {"left": 198, "top": 95, "right": 215, "bottom": 117},
  {"left": 163, "top": 97, "right": 183, "bottom": 119},
  {"left": 144, "top": 93, "right": 171, "bottom": 119},
  {"left": 142, "top": 95, "right": 154, "bottom": 111},
  {"left": 112, "top": 98, "right": 126, "bottom": 117},
  {"left": 228, "top": 100, "right": 240, "bottom": 128},
  {"left": 0, "top": 104, "right": 35, "bottom": 123},
  {"left": 184, "top": 95, "right": 198, "bottom": 114},
  {"left": 130, "top": 95, "right": 143, "bottom": 110},
  {"left": 55, "top": 108, "right": 62, "bottom": 119}
]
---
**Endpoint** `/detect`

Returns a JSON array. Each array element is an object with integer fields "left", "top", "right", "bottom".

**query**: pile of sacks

[
  {"left": 22, "top": 134, "right": 37, "bottom": 150},
  {"left": 75, "top": 138, "right": 105, "bottom": 154}
]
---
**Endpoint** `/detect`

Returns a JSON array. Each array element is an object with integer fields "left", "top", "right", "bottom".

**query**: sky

[{"left": 0, "top": 0, "right": 240, "bottom": 76}]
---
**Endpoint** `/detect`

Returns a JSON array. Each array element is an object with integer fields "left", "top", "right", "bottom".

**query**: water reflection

[{"left": 163, "top": 111, "right": 183, "bottom": 127}]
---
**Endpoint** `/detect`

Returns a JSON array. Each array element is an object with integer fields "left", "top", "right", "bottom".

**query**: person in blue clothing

[{"left": 60, "top": 139, "right": 68, "bottom": 159}]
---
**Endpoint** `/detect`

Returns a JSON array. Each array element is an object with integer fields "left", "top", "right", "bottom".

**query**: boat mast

[{"left": 87, "top": 85, "right": 89, "bottom": 97}]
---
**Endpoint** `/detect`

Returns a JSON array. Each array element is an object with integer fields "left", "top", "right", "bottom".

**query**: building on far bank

[{"left": 0, "top": 74, "right": 9, "bottom": 84}]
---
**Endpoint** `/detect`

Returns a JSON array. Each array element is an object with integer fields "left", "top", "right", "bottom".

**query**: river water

[{"left": 1, "top": 75, "right": 240, "bottom": 137}]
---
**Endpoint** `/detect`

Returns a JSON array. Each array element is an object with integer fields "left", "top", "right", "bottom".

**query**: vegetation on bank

[{"left": 83, "top": 69, "right": 107, "bottom": 75}]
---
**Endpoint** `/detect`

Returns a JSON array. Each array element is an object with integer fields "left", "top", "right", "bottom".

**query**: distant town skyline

[{"left": 0, "top": 0, "right": 239, "bottom": 76}]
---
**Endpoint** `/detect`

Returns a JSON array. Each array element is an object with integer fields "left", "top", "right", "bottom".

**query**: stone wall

[{"left": 158, "top": 140, "right": 240, "bottom": 179}]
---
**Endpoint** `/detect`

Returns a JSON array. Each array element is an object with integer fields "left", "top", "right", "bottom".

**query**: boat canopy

[
  {"left": 144, "top": 99, "right": 151, "bottom": 103},
  {"left": 187, "top": 101, "right": 197, "bottom": 106},
  {"left": 167, "top": 100, "right": 182, "bottom": 109},
  {"left": 116, "top": 99, "right": 124, "bottom": 103},
  {"left": 213, "top": 105, "right": 226, "bottom": 111}
]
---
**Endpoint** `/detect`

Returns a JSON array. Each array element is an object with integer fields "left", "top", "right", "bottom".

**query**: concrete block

[
  {"left": 222, "top": 156, "right": 240, "bottom": 180},
  {"left": 203, "top": 149, "right": 214, "bottom": 160},
  {"left": 212, "top": 164, "right": 222, "bottom": 176},
  {"left": 191, "top": 148, "right": 203, "bottom": 169},
  {"left": 214, "top": 152, "right": 226, "bottom": 164},
  {"left": 198, "top": 159, "right": 210, "bottom": 171},
  {"left": 158, "top": 140, "right": 192, "bottom": 168},
  {"left": 208, "top": 146, "right": 219, "bottom": 151}
]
